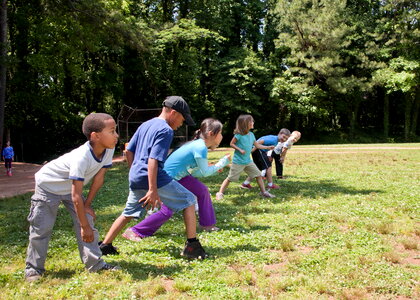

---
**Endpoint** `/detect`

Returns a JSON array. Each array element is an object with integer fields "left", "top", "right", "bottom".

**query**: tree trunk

[
  {"left": 383, "top": 93, "right": 389, "bottom": 138},
  {"left": 404, "top": 94, "right": 412, "bottom": 141},
  {"left": 410, "top": 87, "right": 420, "bottom": 137},
  {"left": 0, "top": 0, "right": 7, "bottom": 151},
  {"left": 349, "top": 99, "right": 360, "bottom": 139}
]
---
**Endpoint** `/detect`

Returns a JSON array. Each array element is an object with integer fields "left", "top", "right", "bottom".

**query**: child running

[
  {"left": 121, "top": 118, "right": 231, "bottom": 241},
  {"left": 99, "top": 96, "right": 208, "bottom": 259},
  {"left": 216, "top": 114, "right": 275, "bottom": 200},
  {"left": 2, "top": 141, "right": 14, "bottom": 176},
  {"left": 25, "top": 113, "right": 120, "bottom": 282}
]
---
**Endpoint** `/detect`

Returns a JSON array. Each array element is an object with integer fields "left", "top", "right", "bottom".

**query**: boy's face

[
  {"left": 95, "top": 119, "right": 119, "bottom": 149},
  {"left": 168, "top": 110, "right": 185, "bottom": 130},
  {"left": 279, "top": 133, "right": 289, "bottom": 142}
]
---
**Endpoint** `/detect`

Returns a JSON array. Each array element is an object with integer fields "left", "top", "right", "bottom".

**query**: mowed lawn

[{"left": 0, "top": 144, "right": 419, "bottom": 299}]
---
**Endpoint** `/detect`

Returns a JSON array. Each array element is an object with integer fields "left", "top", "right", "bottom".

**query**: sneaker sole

[
  {"left": 25, "top": 275, "right": 42, "bottom": 282},
  {"left": 122, "top": 232, "right": 143, "bottom": 242},
  {"left": 180, "top": 252, "right": 208, "bottom": 260}
]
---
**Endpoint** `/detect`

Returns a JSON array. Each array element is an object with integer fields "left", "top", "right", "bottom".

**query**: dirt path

[
  {"left": 0, "top": 157, "right": 126, "bottom": 199},
  {"left": 0, "top": 162, "right": 42, "bottom": 199}
]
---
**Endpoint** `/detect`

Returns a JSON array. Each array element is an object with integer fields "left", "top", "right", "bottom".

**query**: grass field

[{"left": 0, "top": 144, "right": 419, "bottom": 299}]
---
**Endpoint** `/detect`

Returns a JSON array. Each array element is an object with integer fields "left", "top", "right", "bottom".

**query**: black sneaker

[
  {"left": 181, "top": 240, "right": 208, "bottom": 260},
  {"left": 99, "top": 241, "right": 119, "bottom": 255}
]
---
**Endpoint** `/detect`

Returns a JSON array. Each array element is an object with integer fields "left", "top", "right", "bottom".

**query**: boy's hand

[
  {"left": 85, "top": 206, "right": 96, "bottom": 221},
  {"left": 81, "top": 225, "right": 94, "bottom": 243},
  {"left": 140, "top": 190, "right": 162, "bottom": 210},
  {"left": 239, "top": 149, "right": 245, "bottom": 155}
]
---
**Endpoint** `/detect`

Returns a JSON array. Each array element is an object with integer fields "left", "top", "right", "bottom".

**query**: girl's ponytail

[{"left": 193, "top": 129, "right": 202, "bottom": 140}]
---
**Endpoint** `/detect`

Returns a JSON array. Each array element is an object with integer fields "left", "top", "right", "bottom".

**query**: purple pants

[{"left": 130, "top": 176, "right": 216, "bottom": 238}]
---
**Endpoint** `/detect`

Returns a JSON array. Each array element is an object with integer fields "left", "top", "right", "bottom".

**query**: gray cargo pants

[{"left": 25, "top": 186, "right": 106, "bottom": 276}]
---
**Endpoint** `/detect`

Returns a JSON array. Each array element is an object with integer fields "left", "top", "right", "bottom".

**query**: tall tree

[
  {"left": 0, "top": 0, "right": 6, "bottom": 151},
  {"left": 371, "top": 0, "right": 420, "bottom": 140}
]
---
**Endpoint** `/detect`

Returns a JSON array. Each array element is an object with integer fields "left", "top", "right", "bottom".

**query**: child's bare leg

[
  {"left": 266, "top": 167, "right": 273, "bottom": 184},
  {"left": 256, "top": 176, "right": 266, "bottom": 193},
  {"left": 103, "top": 215, "right": 133, "bottom": 244},
  {"left": 218, "top": 178, "right": 231, "bottom": 194},
  {"left": 183, "top": 205, "right": 197, "bottom": 239}
]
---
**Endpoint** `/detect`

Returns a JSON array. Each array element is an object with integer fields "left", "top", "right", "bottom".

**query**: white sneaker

[
  {"left": 216, "top": 192, "right": 224, "bottom": 200},
  {"left": 260, "top": 191, "right": 275, "bottom": 198}
]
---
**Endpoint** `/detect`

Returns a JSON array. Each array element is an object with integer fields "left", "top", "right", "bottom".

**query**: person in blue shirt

[
  {"left": 216, "top": 114, "right": 276, "bottom": 200},
  {"left": 121, "top": 118, "right": 231, "bottom": 241},
  {"left": 2, "top": 141, "right": 14, "bottom": 176},
  {"left": 99, "top": 96, "right": 208, "bottom": 260}
]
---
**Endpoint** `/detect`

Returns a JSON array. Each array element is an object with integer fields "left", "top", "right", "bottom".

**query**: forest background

[{"left": 0, "top": 0, "right": 418, "bottom": 163}]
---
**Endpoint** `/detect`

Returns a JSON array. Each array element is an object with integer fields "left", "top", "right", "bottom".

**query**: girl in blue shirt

[
  {"left": 216, "top": 114, "right": 275, "bottom": 200},
  {"left": 122, "top": 118, "right": 231, "bottom": 241}
]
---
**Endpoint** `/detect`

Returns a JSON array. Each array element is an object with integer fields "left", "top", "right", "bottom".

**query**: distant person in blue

[{"left": 2, "top": 141, "right": 14, "bottom": 176}]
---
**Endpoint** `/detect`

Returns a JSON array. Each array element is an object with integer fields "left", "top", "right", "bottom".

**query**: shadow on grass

[
  {"left": 47, "top": 269, "right": 77, "bottom": 280},
  {"left": 209, "top": 178, "right": 383, "bottom": 205}
]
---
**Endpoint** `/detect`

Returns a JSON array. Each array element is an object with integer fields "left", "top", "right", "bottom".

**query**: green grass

[{"left": 0, "top": 144, "right": 419, "bottom": 299}]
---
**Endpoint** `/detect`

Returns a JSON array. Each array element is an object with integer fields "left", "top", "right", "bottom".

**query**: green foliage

[{"left": 2, "top": 0, "right": 420, "bottom": 162}]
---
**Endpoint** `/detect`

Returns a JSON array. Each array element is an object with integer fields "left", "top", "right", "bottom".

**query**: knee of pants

[
  {"left": 160, "top": 205, "right": 174, "bottom": 218},
  {"left": 196, "top": 186, "right": 210, "bottom": 202},
  {"left": 28, "top": 201, "right": 57, "bottom": 236}
]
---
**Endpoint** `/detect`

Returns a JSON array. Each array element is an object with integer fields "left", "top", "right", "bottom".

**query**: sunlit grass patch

[{"left": 0, "top": 143, "right": 419, "bottom": 299}]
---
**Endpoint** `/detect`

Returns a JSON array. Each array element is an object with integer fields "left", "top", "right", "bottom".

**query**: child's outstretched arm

[
  {"left": 72, "top": 180, "right": 94, "bottom": 243},
  {"left": 254, "top": 141, "right": 274, "bottom": 151},
  {"left": 191, "top": 154, "right": 231, "bottom": 177}
]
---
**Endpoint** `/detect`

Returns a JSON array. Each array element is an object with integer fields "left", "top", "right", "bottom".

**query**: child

[
  {"left": 2, "top": 141, "right": 14, "bottom": 176},
  {"left": 216, "top": 114, "right": 276, "bottom": 200},
  {"left": 121, "top": 118, "right": 231, "bottom": 241},
  {"left": 242, "top": 128, "right": 290, "bottom": 189},
  {"left": 272, "top": 130, "right": 301, "bottom": 178},
  {"left": 99, "top": 96, "right": 208, "bottom": 260},
  {"left": 25, "top": 113, "right": 120, "bottom": 282}
]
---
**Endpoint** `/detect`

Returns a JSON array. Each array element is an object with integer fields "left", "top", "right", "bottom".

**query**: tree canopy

[{"left": 1, "top": 0, "right": 419, "bottom": 162}]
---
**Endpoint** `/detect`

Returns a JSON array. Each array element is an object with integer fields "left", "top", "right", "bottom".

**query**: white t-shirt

[
  {"left": 35, "top": 141, "right": 114, "bottom": 195},
  {"left": 273, "top": 137, "right": 294, "bottom": 155}
]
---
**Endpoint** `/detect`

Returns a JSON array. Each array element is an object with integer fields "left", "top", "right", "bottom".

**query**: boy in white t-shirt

[
  {"left": 25, "top": 113, "right": 120, "bottom": 282},
  {"left": 271, "top": 130, "right": 301, "bottom": 178}
]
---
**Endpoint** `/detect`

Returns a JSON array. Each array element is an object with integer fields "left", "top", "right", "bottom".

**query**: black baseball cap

[{"left": 162, "top": 96, "right": 195, "bottom": 126}]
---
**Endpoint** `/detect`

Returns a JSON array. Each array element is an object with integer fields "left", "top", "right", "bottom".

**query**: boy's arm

[
  {"left": 230, "top": 137, "right": 245, "bottom": 154},
  {"left": 280, "top": 148, "right": 288, "bottom": 163},
  {"left": 72, "top": 180, "right": 94, "bottom": 243},
  {"left": 84, "top": 168, "right": 107, "bottom": 220},
  {"left": 254, "top": 141, "right": 274, "bottom": 150},
  {"left": 139, "top": 158, "right": 162, "bottom": 210},
  {"left": 251, "top": 140, "right": 264, "bottom": 153},
  {"left": 126, "top": 150, "right": 134, "bottom": 167}
]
